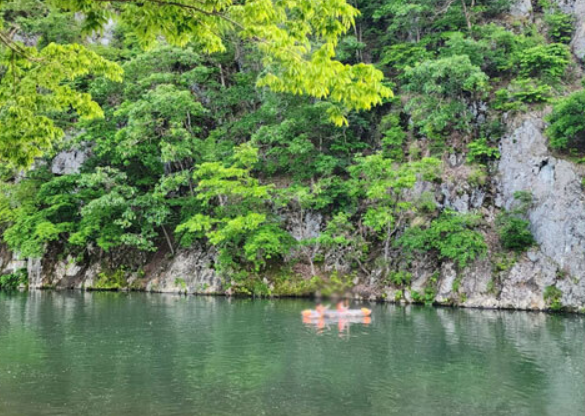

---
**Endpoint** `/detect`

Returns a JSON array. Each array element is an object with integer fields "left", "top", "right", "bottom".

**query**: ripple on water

[{"left": 0, "top": 293, "right": 584, "bottom": 416}]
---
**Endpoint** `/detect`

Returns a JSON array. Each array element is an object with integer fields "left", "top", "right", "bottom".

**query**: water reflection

[
  {"left": 0, "top": 292, "right": 583, "bottom": 416},
  {"left": 303, "top": 315, "right": 372, "bottom": 337}
]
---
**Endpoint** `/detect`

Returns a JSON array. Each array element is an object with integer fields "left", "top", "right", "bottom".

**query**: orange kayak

[{"left": 301, "top": 308, "right": 372, "bottom": 319}]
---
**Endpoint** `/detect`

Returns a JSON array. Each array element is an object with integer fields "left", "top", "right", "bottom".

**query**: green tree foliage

[
  {"left": 546, "top": 90, "right": 585, "bottom": 151},
  {"left": 0, "top": 0, "right": 581, "bottom": 294},
  {"left": 544, "top": 285, "right": 563, "bottom": 310},
  {"left": 466, "top": 138, "right": 500, "bottom": 164},
  {"left": 403, "top": 55, "right": 489, "bottom": 139},
  {"left": 315, "top": 212, "right": 368, "bottom": 274},
  {"left": 545, "top": 11, "right": 574, "bottom": 44},
  {"left": 0, "top": 268, "right": 27, "bottom": 290},
  {"left": 371, "top": 0, "right": 511, "bottom": 44},
  {"left": 350, "top": 152, "right": 440, "bottom": 263},
  {"left": 53, "top": 0, "right": 392, "bottom": 126},
  {"left": 399, "top": 210, "right": 487, "bottom": 268},
  {"left": 0, "top": 0, "right": 392, "bottom": 168},
  {"left": 0, "top": 42, "right": 122, "bottom": 167},
  {"left": 176, "top": 144, "right": 294, "bottom": 274},
  {"left": 1, "top": 171, "right": 78, "bottom": 257},
  {"left": 516, "top": 43, "right": 570, "bottom": 82},
  {"left": 497, "top": 191, "right": 535, "bottom": 252},
  {"left": 494, "top": 78, "right": 553, "bottom": 111}
]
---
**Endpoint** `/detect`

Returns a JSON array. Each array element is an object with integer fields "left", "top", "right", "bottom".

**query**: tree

[
  {"left": 0, "top": 42, "right": 122, "bottom": 167},
  {"left": 350, "top": 152, "right": 440, "bottom": 265},
  {"left": 403, "top": 55, "right": 489, "bottom": 139},
  {"left": 546, "top": 90, "right": 585, "bottom": 152},
  {"left": 53, "top": 0, "right": 393, "bottom": 120},
  {"left": 0, "top": 0, "right": 393, "bottom": 169},
  {"left": 176, "top": 143, "right": 294, "bottom": 275},
  {"left": 399, "top": 210, "right": 487, "bottom": 269}
]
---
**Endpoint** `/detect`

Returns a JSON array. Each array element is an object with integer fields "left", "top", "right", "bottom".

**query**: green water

[{"left": 0, "top": 292, "right": 583, "bottom": 416}]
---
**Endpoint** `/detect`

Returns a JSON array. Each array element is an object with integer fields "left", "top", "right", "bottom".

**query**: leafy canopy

[
  {"left": 403, "top": 55, "right": 489, "bottom": 139},
  {"left": 176, "top": 143, "right": 294, "bottom": 274},
  {"left": 399, "top": 210, "right": 487, "bottom": 269},
  {"left": 0, "top": 0, "right": 392, "bottom": 169},
  {"left": 0, "top": 42, "right": 122, "bottom": 167},
  {"left": 52, "top": 0, "right": 392, "bottom": 125},
  {"left": 546, "top": 90, "right": 585, "bottom": 152}
]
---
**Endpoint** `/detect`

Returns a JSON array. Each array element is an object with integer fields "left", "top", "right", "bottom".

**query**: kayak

[{"left": 301, "top": 308, "right": 372, "bottom": 319}]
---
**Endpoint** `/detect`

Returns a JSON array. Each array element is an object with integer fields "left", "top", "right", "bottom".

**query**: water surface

[{"left": 0, "top": 291, "right": 583, "bottom": 415}]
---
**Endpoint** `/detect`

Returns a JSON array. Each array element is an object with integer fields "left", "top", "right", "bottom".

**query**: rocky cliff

[
  {"left": 3, "top": 107, "right": 585, "bottom": 311},
  {"left": 2, "top": 0, "right": 585, "bottom": 313}
]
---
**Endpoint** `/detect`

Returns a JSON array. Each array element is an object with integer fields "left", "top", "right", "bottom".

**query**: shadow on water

[{"left": 0, "top": 291, "right": 584, "bottom": 416}]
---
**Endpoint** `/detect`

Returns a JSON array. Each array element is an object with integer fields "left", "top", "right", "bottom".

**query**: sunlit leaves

[
  {"left": 399, "top": 210, "right": 487, "bottom": 269},
  {"left": 176, "top": 143, "right": 293, "bottom": 273},
  {"left": 0, "top": 43, "right": 122, "bottom": 167},
  {"left": 53, "top": 0, "right": 392, "bottom": 125}
]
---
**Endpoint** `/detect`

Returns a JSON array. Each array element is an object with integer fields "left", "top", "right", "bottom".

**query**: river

[{"left": 0, "top": 291, "right": 583, "bottom": 415}]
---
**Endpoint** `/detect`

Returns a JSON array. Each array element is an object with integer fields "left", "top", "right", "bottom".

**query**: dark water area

[{"left": 0, "top": 291, "right": 584, "bottom": 416}]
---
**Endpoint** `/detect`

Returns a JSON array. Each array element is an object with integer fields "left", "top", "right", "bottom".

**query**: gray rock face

[
  {"left": 498, "top": 113, "right": 585, "bottom": 280},
  {"left": 144, "top": 246, "right": 220, "bottom": 294},
  {"left": 395, "top": 110, "right": 585, "bottom": 312},
  {"left": 289, "top": 211, "right": 322, "bottom": 241},
  {"left": 510, "top": 0, "right": 533, "bottom": 18},
  {"left": 27, "top": 258, "right": 43, "bottom": 288},
  {"left": 22, "top": 244, "right": 221, "bottom": 294},
  {"left": 86, "top": 18, "right": 116, "bottom": 46},
  {"left": 439, "top": 182, "right": 486, "bottom": 214},
  {"left": 493, "top": 252, "right": 556, "bottom": 310},
  {"left": 51, "top": 148, "right": 90, "bottom": 175},
  {"left": 488, "top": 112, "right": 585, "bottom": 310}
]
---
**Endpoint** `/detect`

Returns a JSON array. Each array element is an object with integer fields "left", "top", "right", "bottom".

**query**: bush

[
  {"left": 0, "top": 269, "right": 28, "bottom": 291},
  {"left": 494, "top": 78, "right": 553, "bottom": 112},
  {"left": 545, "top": 12, "right": 574, "bottom": 44},
  {"left": 498, "top": 217, "right": 535, "bottom": 251},
  {"left": 497, "top": 191, "right": 535, "bottom": 252},
  {"left": 467, "top": 138, "right": 501, "bottom": 164},
  {"left": 516, "top": 43, "right": 571, "bottom": 82},
  {"left": 410, "top": 274, "right": 438, "bottom": 306},
  {"left": 92, "top": 269, "right": 128, "bottom": 290},
  {"left": 399, "top": 210, "right": 487, "bottom": 269},
  {"left": 544, "top": 285, "right": 563, "bottom": 311},
  {"left": 546, "top": 90, "right": 585, "bottom": 151},
  {"left": 388, "top": 271, "right": 412, "bottom": 287},
  {"left": 403, "top": 55, "right": 489, "bottom": 138}
]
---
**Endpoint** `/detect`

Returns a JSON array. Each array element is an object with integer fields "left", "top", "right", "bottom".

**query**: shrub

[
  {"left": 388, "top": 271, "right": 412, "bottom": 287},
  {"left": 399, "top": 210, "right": 487, "bottom": 269},
  {"left": 379, "top": 114, "right": 408, "bottom": 161},
  {"left": 493, "top": 78, "right": 553, "bottom": 112},
  {"left": 0, "top": 269, "right": 28, "bottom": 291},
  {"left": 93, "top": 269, "right": 128, "bottom": 290},
  {"left": 467, "top": 167, "right": 488, "bottom": 187},
  {"left": 403, "top": 55, "right": 489, "bottom": 139},
  {"left": 498, "top": 217, "right": 535, "bottom": 251},
  {"left": 545, "top": 12, "right": 574, "bottom": 44},
  {"left": 497, "top": 191, "right": 535, "bottom": 252},
  {"left": 546, "top": 90, "right": 585, "bottom": 151},
  {"left": 467, "top": 138, "right": 501, "bottom": 164},
  {"left": 516, "top": 43, "right": 571, "bottom": 82},
  {"left": 410, "top": 275, "right": 438, "bottom": 306},
  {"left": 544, "top": 285, "right": 563, "bottom": 311}
]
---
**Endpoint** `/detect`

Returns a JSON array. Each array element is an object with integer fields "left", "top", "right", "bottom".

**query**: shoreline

[{"left": 12, "top": 286, "right": 583, "bottom": 315}]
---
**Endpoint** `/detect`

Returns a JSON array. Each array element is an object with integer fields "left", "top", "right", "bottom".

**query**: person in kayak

[
  {"left": 315, "top": 303, "right": 329, "bottom": 316},
  {"left": 336, "top": 300, "right": 349, "bottom": 313}
]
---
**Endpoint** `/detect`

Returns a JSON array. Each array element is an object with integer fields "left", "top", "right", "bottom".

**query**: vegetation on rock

[{"left": 0, "top": 0, "right": 582, "bottom": 298}]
